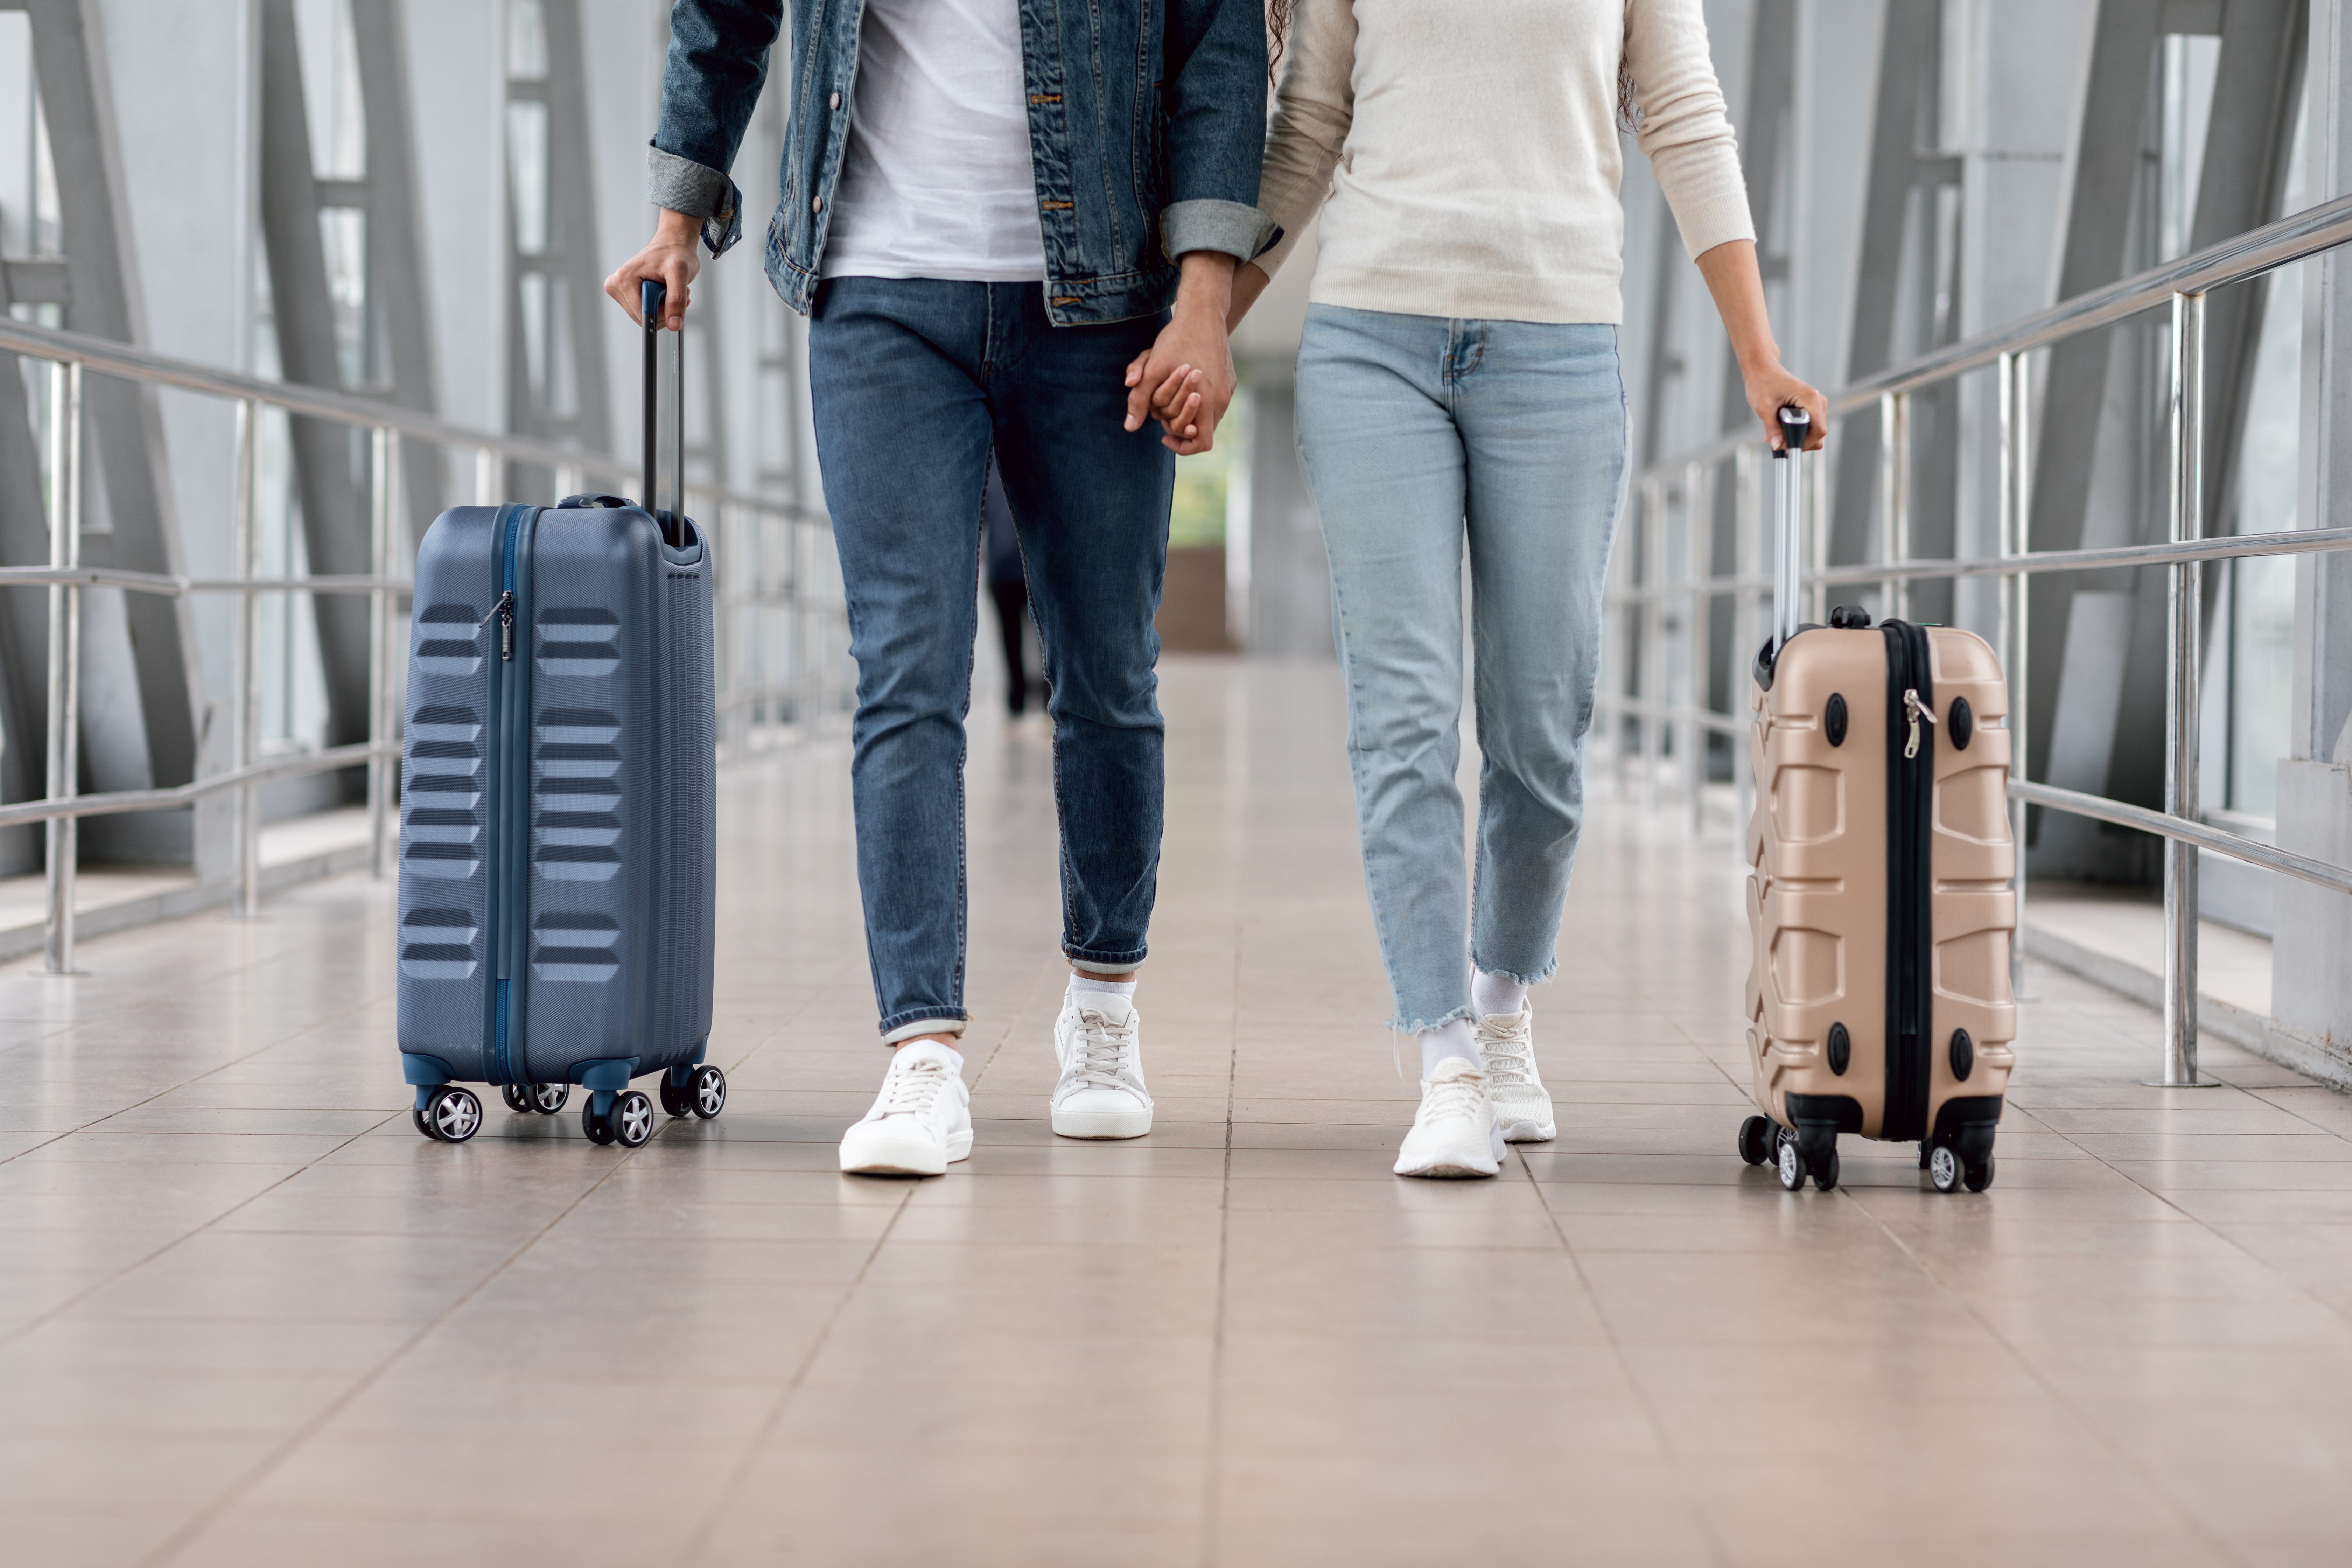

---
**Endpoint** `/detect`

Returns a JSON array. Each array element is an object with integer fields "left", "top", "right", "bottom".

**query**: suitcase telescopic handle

[
  {"left": 640, "top": 280, "right": 686, "bottom": 547},
  {"left": 1771, "top": 405, "right": 1811, "bottom": 654}
]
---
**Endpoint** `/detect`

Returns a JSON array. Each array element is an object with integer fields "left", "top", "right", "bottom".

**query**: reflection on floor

[
  {"left": 0, "top": 806, "right": 374, "bottom": 964},
  {"left": 4, "top": 659, "right": 2350, "bottom": 1566}
]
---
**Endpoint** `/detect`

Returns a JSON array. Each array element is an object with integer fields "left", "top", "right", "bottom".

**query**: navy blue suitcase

[{"left": 397, "top": 284, "right": 720, "bottom": 1147}]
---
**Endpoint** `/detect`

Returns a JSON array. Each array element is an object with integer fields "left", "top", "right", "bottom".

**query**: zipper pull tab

[
  {"left": 478, "top": 590, "right": 515, "bottom": 660},
  {"left": 1903, "top": 688, "right": 1936, "bottom": 759}
]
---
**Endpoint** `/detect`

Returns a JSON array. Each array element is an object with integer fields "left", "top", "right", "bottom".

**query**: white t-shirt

[{"left": 819, "top": 0, "right": 1047, "bottom": 282}]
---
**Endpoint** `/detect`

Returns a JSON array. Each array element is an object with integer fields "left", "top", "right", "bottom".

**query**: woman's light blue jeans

[{"left": 1295, "top": 304, "right": 1626, "bottom": 1031}]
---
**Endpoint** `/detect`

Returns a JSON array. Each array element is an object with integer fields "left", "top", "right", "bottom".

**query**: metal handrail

[
  {"left": 1609, "top": 189, "right": 2352, "bottom": 1088},
  {"left": 0, "top": 742, "right": 391, "bottom": 830},
  {"left": 0, "top": 316, "right": 822, "bottom": 522},
  {"left": 1840, "top": 190, "right": 2352, "bottom": 405},
  {"left": 1603, "top": 523, "right": 2352, "bottom": 603},
  {"left": 1, "top": 315, "right": 852, "bottom": 974}
]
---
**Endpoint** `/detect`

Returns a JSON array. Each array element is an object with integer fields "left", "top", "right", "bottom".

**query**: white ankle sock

[
  {"left": 898, "top": 1039, "right": 964, "bottom": 1075},
  {"left": 1473, "top": 970, "right": 1528, "bottom": 1017},
  {"left": 1419, "top": 1019, "right": 1478, "bottom": 1078},
  {"left": 1070, "top": 973, "right": 1137, "bottom": 1001}
]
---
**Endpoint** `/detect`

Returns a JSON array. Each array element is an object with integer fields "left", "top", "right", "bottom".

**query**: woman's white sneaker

[
  {"left": 1475, "top": 1006, "right": 1556, "bottom": 1142},
  {"left": 1394, "top": 1056, "right": 1504, "bottom": 1178},
  {"left": 1051, "top": 992, "right": 1153, "bottom": 1138},
  {"left": 839, "top": 1042, "right": 973, "bottom": 1175}
]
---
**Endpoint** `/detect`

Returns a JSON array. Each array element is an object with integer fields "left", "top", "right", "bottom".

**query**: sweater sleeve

[
  {"left": 1252, "top": 0, "right": 1358, "bottom": 280},
  {"left": 1625, "top": 0, "right": 1755, "bottom": 260}
]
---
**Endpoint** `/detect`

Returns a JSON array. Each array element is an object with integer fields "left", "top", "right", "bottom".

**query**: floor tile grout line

[
  {"left": 966, "top": 950, "right": 1057, "bottom": 1094},
  {"left": 704, "top": 953, "right": 854, "bottom": 1083},
  {"left": 138, "top": 1128, "right": 667, "bottom": 1568},
  {"left": 670, "top": 1185, "right": 914, "bottom": 1568},
  {"left": 0, "top": 1111, "right": 407, "bottom": 1356},
  {"left": 2024, "top": 1098, "right": 2352, "bottom": 1331},
  {"left": 1838, "top": 1181, "right": 2250, "bottom": 1568},
  {"left": 2239, "top": 1083, "right": 2352, "bottom": 1144},
  {"left": 1195, "top": 939, "right": 1241, "bottom": 1568},
  {"left": 0, "top": 914, "right": 401, "bottom": 1173},
  {"left": 1514, "top": 1151, "right": 1734, "bottom": 1568}
]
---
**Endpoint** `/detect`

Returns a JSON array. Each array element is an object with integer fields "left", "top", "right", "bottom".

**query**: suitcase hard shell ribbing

[
  {"left": 397, "top": 281, "right": 721, "bottom": 1148},
  {"left": 1737, "top": 409, "right": 2016, "bottom": 1194}
]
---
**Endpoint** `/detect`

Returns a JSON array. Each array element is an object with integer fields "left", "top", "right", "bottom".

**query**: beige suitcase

[{"left": 1737, "top": 410, "right": 2017, "bottom": 1193}]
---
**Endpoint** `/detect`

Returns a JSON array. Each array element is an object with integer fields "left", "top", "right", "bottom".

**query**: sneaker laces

[
  {"left": 1420, "top": 1068, "right": 1489, "bottom": 1125},
  {"left": 1065, "top": 1006, "right": 1138, "bottom": 1089},
  {"left": 1475, "top": 1015, "right": 1535, "bottom": 1091},
  {"left": 878, "top": 1055, "right": 952, "bottom": 1117}
]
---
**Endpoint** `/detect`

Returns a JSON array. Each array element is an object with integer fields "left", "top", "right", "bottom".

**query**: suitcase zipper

[
  {"left": 1883, "top": 623, "right": 1935, "bottom": 1142},
  {"left": 476, "top": 590, "right": 515, "bottom": 660},
  {"left": 486, "top": 509, "right": 537, "bottom": 1085},
  {"left": 1903, "top": 687, "right": 1936, "bottom": 758}
]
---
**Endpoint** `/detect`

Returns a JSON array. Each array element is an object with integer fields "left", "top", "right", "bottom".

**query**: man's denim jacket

[{"left": 650, "top": 1, "right": 1277, "bottom": 326}]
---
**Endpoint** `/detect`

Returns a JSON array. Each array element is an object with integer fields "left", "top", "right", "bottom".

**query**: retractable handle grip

[
  {"left": 1771, "top": 405, "right": 1810, "bottom": 653},
  {"left": 639, "top": 280, "right": 685, "bottom": 547},
  {"left": 1774, "top": 405, "right": 1811, "bottom": 456}
]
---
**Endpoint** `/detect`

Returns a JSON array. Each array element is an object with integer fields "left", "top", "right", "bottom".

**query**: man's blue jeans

[
  {"left": 1295, "top": 305, "right": 1626, "bottom": 1032},
  {"left": 807, "top": 278, "right": 1171, "bottom": 1042}
]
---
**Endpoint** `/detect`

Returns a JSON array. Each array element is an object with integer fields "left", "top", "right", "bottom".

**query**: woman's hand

[
  {"left": 1743, "top": 360, "right": 1827, "bottom": 453},
  {"left": 1693, "top": 239, "right": 1826, "bottom": 452}
]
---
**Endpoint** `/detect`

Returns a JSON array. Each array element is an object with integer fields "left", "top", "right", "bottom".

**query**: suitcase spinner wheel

[
  {"left": 583, "top": 1090, "right": 656, "bottom": 1148},
  {"left": 415, "top": 1086, "right": 483, "bottom": 1144},
  {"left": 1926, "top": 1139, "right": 1996, "bottom": 1193},
  {"left": 660, "top": 1064, "right": 728, "bottom": 1120},
  {"left": 499, "top": 1082, "right": 571, "bottom": 1116},
  {"left": 1763, "top": 1120, "right": 1840, "bottom": 1192}
]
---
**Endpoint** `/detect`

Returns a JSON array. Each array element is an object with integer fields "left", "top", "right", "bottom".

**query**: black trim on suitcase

[
  {"left": 1882, "top": 621, "right": 1934, "bottom": 1143},
  {"left": 1784, "top": 1092, "right": 1864, "bottom": 1134}
]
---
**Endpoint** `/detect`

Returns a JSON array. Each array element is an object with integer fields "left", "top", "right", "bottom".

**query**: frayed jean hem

[
  {"left": 1389, "top": 1003, "right": 1479, "bottom": 1034},
  {"left": 1469, "top": 955, "right": 1556, "bottom": 989}
]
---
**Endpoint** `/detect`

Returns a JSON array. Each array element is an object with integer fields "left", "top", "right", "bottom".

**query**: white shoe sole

[
  {"left": 1497, "top": 1116, "right": 1556, "bottom": 1143},
  {"left": 840, "top": 1127, "right": 974, "bottom": 1176},
  {"left": 1393, "top": 1150, "right": 1501, "bottom": 1178},
  {"left": 1051, "top": 1104, "right": 1153, "bottom": 1139},
  {"left": 1394, "top": 1122, "right": 1505, "bottom": 1179}
]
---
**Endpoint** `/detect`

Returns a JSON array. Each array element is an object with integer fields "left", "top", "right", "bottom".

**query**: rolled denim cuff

[
  {"left": 1067, "top": 955, "right": 1144, "bottom": 977},
  {"left": 881, "top": 1016, "right": 968, "bottom": 1046},
  {"left": 1161, "top": 199, "right": 1280, "bottom": 265},
  {"left": 648, "top": 144, "right": 743, "bottom": 258}
]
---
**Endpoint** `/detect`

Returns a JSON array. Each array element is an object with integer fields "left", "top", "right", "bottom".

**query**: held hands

[
  {"left": 1124, "top": 253, "right": 1240, "bottom": 456},
  {"left": 604, "top": 209, "right": 703, "bottom": 329}
]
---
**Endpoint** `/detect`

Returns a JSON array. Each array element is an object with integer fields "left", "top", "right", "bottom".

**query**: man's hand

[
  {"left": 604, "top": 208, "right": 703, "bottom": 329},
  {"left": 1225, "top": 261, "right": 1273, "bottom": 332},
  {"left": 1124, "top": 253, "right": 1238, "bottom": 456}
]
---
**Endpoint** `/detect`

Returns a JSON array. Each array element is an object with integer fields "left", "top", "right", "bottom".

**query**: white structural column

[{"left": 2276, "top": 0, "right": 2352, "bottom": 1084}]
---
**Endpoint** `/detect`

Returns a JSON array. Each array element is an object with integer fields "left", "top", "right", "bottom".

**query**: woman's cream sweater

[{"left": 1255, "top": 0, "right": 1755, "bottom": 324}]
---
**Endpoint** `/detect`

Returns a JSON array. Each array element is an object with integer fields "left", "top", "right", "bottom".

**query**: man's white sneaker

[
  {"left": 1394, "top": 1056, "right": 1505, "bottom": 1178},
  {"left": 1476, "top": 1006, "right": 1556, "bottom": 1142},
  {"left": 839, "top": 1042, "right": 973, "bottom": 1176},
  {"left": 1051, "top": 991, "right": 1153, "bottom": 1138}
]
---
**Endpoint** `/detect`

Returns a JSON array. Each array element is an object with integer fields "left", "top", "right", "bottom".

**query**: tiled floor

[{"left": 5, "top": 658, "right": 2351, "bottom": 1567}]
